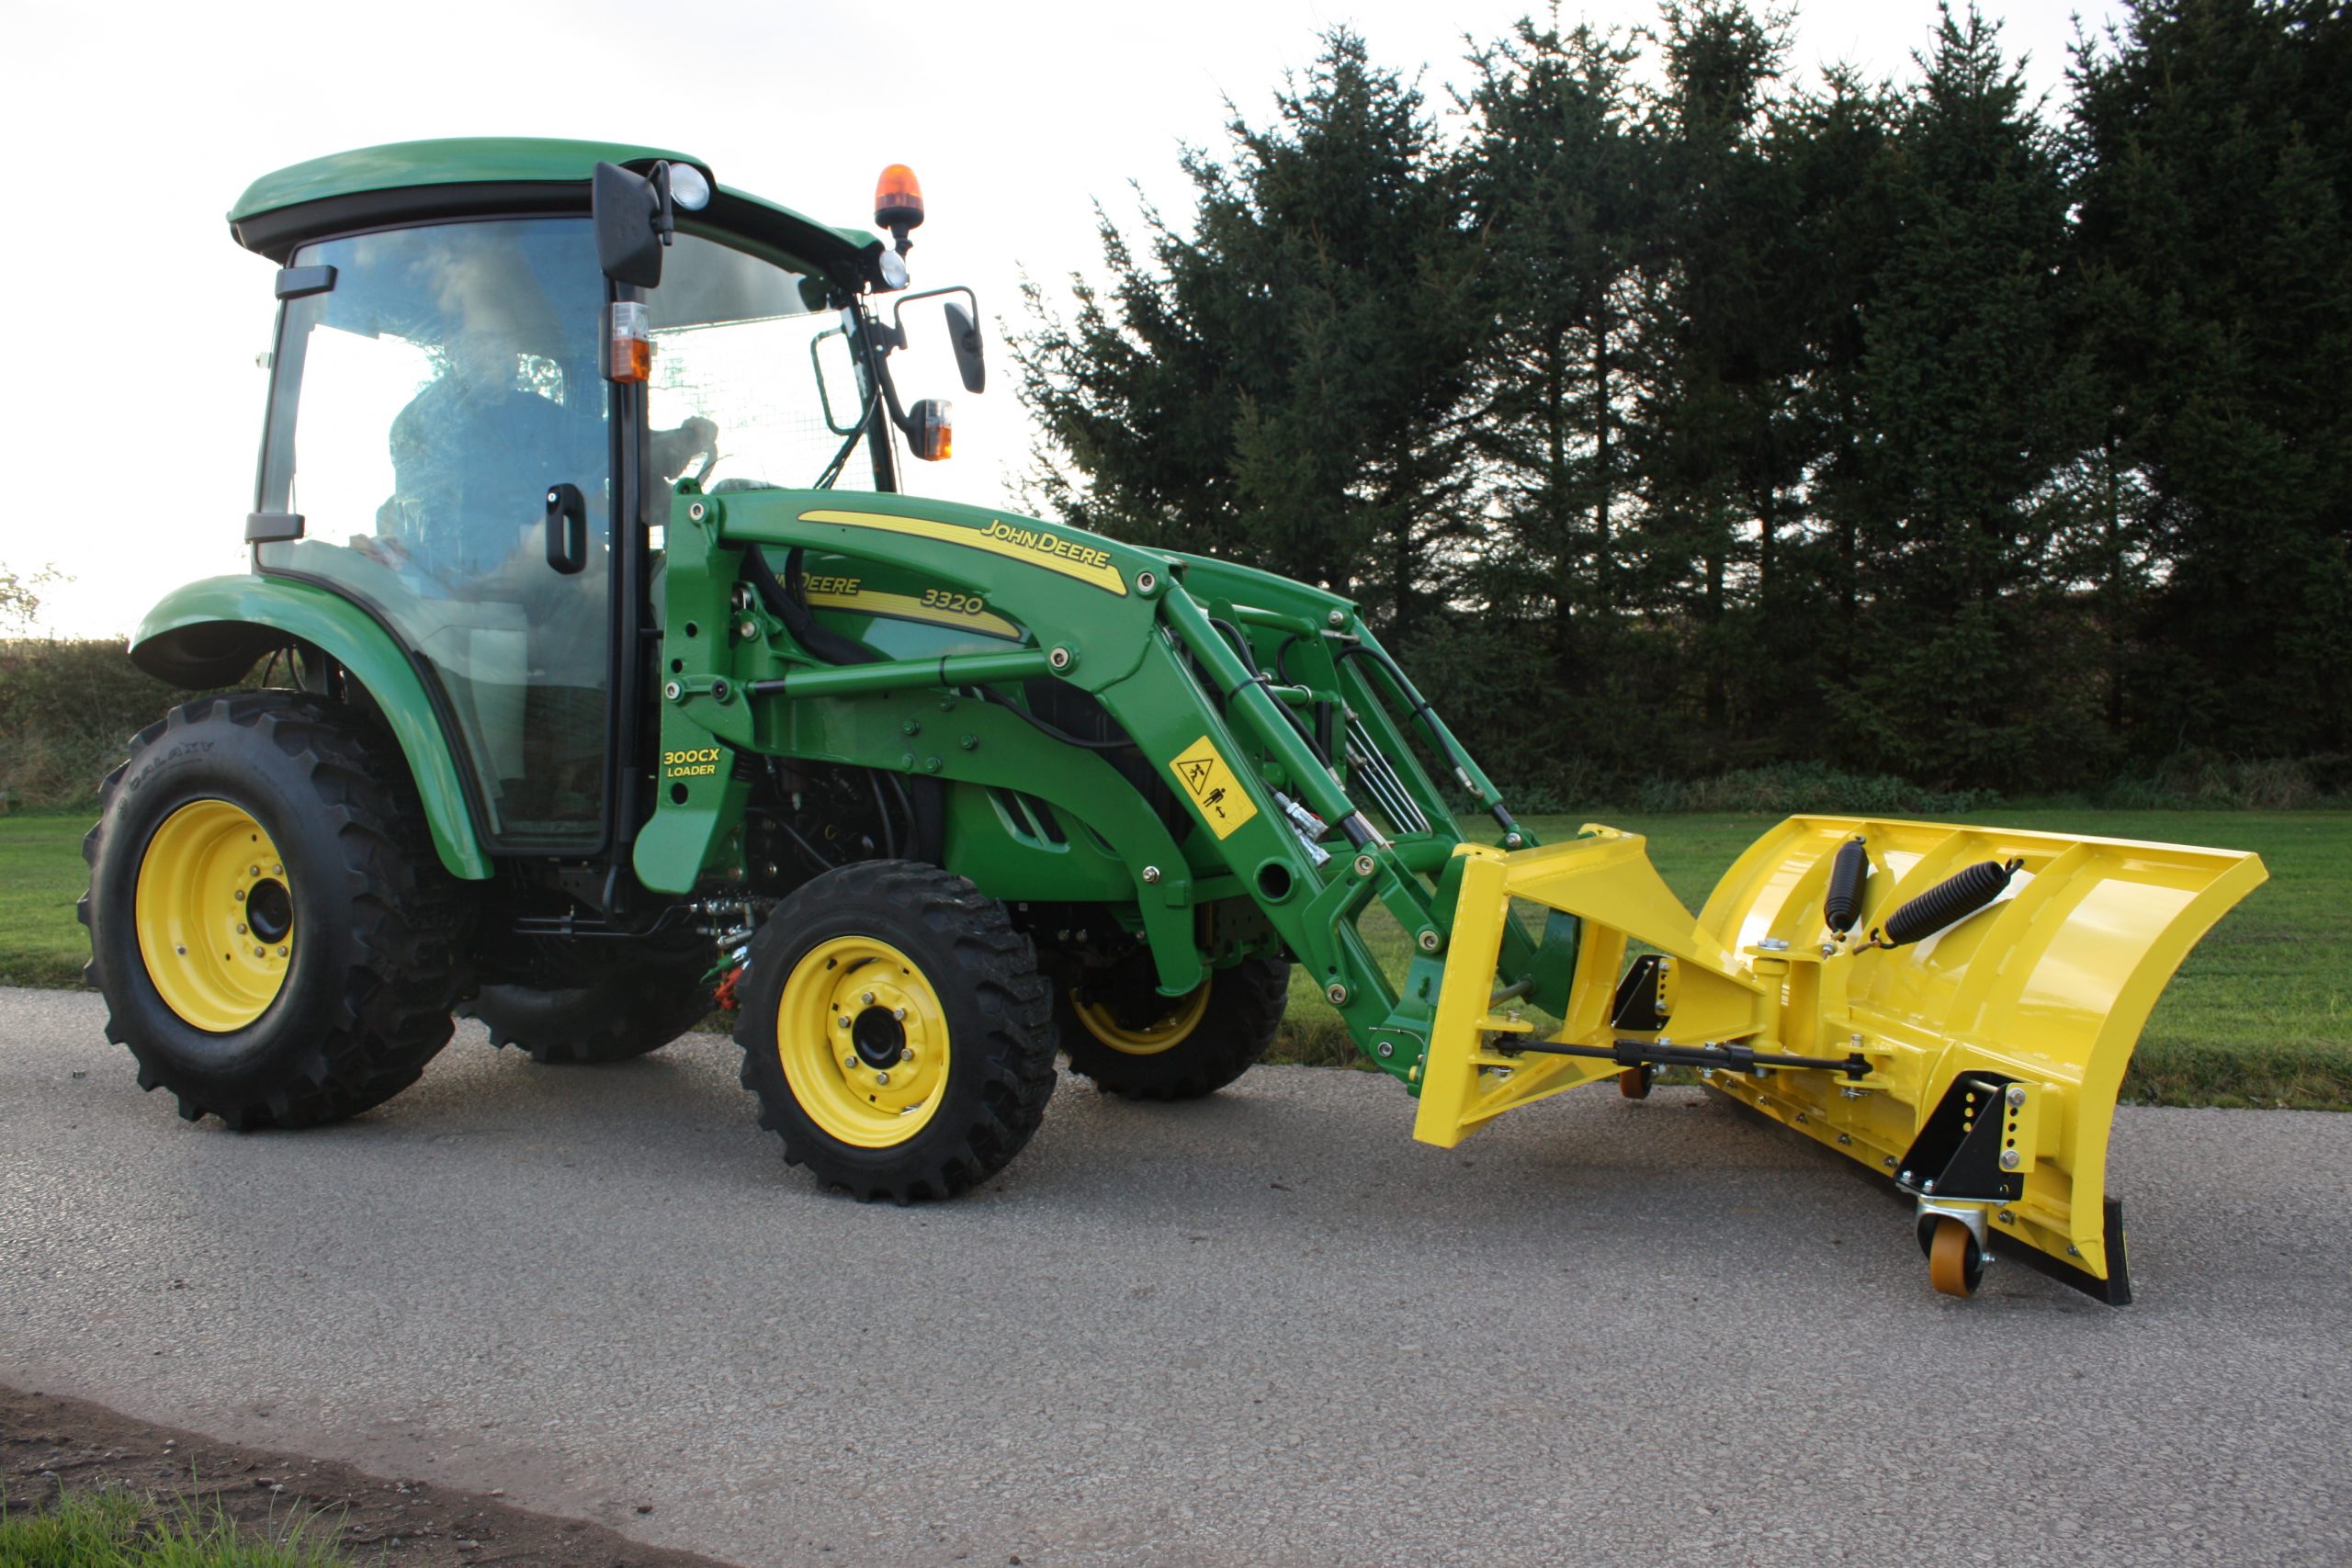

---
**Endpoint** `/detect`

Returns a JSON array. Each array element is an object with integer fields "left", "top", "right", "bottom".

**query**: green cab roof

[{"left": 229, "top": 137, "right": 883, "bottom": 276}]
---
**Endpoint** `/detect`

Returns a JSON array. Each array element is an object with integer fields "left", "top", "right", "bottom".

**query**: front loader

[{"left": 84, "top": 139, "right": 2263, "bottom": 1303}]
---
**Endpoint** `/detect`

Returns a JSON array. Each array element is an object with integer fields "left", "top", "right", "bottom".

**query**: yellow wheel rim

[
  {"left": 134, "top": 799, "right": 294, "bottom": 1033},
  {"left": 776, "top": 936, "right": 951, "bottom": 1148},
  {"left": 1070, "top": 974, "right": 1212, "bottom": 1057}
]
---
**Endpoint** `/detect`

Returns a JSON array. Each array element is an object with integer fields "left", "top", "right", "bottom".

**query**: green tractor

[{"left": 86, "top": 140, "right": 2262, "bottom": 1299}]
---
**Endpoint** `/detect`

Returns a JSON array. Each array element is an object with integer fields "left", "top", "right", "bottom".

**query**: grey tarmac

[{"left": 3, "top": 986, "right": 2346, "bottom": 1567}]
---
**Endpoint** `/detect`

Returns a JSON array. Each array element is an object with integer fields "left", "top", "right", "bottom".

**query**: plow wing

[{"left": 1416, "top": 817, "right": 2267, "bottom": 1301}]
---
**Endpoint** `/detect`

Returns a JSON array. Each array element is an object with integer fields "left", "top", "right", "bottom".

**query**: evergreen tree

[
  {"left": 1824, "top": 4, "right": 2095, "bottom": 788},
  {"left": 1014, "top": 31, "right": 1479, "bottom": 637},
  {"left": 2071, "top": 0, "right": 2352, "bottom": 761},
  {"left": 1456, "top": 16, "right": 1664, "bottom": 773}
]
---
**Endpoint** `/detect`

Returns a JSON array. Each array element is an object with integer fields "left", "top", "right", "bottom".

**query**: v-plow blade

[{"left": 1417, "top": 816, "right": 2267, "bottom": 1302}]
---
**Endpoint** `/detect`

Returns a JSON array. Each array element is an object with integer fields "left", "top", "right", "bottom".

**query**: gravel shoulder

[
  {"left": 2, "top": 1384, "right": 742, "bottom": 1567},
  {"left": 5, "top": 986, "right": 2349, "bottom": 1568}
]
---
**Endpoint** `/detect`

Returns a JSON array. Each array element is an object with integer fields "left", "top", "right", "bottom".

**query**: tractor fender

[{"left": 131, "top": 575, "right": 492, "bottom": 880}]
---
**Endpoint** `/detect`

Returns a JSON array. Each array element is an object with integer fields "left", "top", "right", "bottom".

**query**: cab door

[{"left": 254, "top": 217, "right": 616, "bottom": 852}]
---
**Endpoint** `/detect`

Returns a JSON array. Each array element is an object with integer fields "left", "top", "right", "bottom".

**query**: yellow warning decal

[
  {"left": 1168, "top": 735, "right": 1260, "bottom": 840},
  {"left": 799, "top": 509, "right": 1128, "bottom": 596}
]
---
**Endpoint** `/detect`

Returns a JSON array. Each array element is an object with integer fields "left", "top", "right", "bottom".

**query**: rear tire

[
  {"left": 1057, "top": 955, "right": 1288, "bottom": 1101},
  {"left": 735, "top": 861, "right": 1056, "bottom": 1201},
  {"left": 462, "top": 937, "right": 713, "bottom": 1064},
  {"left": 79, "top": 693, "right": 469, "bottom": 1129}
]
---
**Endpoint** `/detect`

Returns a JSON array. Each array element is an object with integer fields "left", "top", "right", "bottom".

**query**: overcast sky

[{"left": 2, "top": 0, "right": 2117, "bottom": 637}]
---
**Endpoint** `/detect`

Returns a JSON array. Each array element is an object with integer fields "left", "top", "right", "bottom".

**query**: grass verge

[
  {"left": 0, "top": 1484, "right": 348, "bottom": 1568},
  {"left": 0, "top": 814, "right": 87, "bottom": 987},
  {"left": 8, "top": 808, "right": 2345, "bottom": 1110}
]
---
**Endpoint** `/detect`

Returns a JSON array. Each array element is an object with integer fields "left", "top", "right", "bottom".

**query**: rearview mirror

[
  {"left": 892, "top": 288, "right": 986, "bottom": 395},
  {"left": 943, "top": 299, "right": 986, "bottom": 395},
  {"left": 594, "top": 162, "right": 664, "bottom": 288}
]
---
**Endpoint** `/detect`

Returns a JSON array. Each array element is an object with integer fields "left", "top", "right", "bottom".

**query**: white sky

[{"left": 1, "top": 0, "right": 2115, "bottom": 637}]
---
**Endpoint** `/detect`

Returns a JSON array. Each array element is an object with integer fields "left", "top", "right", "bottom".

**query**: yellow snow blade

[{"left": 1416, "top": 817, "right": 2266, "bottom": 1301}]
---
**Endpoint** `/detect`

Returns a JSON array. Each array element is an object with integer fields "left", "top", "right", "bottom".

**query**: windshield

[{"left": 643, "top": 232, "right": 878, "bottom": 493}]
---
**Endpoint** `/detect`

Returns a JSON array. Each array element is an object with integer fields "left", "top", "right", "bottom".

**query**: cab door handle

[{"left": 544, "top": 483, "right": 587, "bottom": 574}]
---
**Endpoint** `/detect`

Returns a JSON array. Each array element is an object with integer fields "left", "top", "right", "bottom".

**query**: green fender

[{"left": 131, "top": 575, "right": 492, "bottom": 880}]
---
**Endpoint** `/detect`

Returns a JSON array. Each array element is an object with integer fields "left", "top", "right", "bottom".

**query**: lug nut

[
  {"left": 892, "top": 1008, "right": 906, "bottom": 1021},
  {"left": 875, "top": 1072, "right": 890, "bottom": 1086},
  {"left": 860, "top": 991, "right": 876, "bottom": 1005},
  {"left": 837, "top": 1015, "right": 852, "bottom": 1029},
  {"left": 237, "top": 923, "right": 248, "bottom": 935},
  {"left": 249, "top": 865, "right": 260, "bottom": 877},
  {"left": 277, "top": 947, "right": 288, "bottom": 957},
  {"left": 234, "top": 889, "right": 245, "bottom": 901},
  {"left": 844, "top": 1055, "right": 859, "bottom": 1069}
]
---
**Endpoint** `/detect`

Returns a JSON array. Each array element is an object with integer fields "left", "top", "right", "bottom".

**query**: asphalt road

[{"left": 4, "top": 986, "right": 2347, "bottom": 1568}]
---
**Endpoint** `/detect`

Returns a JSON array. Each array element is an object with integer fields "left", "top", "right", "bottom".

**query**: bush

[
  {"left": 1624, "top": 761, "right": 2000, "bottom": 817},
  {"left": 2097, "top": 752, "right": 2352, "bottom": 811},
  {"left": 0, "top": 639, "right": 246, "bottom": 812}
]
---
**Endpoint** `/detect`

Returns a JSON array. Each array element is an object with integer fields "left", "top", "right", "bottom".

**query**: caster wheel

[
  {"left": 1926, "top": 1215, "right": 1985, "bottom": 1298},
  {"left": 1618, "top": 1066, "right": 1655, "bottom": 1100}
]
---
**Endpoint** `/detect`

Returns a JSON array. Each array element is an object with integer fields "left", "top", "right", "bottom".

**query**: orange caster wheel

[
  {"left": 1926, "top": 1215, "right": 1985, "bottom": 1298},
  {"left": 1618, "top": 1066, "right": 1655, "bottom": 1100}
]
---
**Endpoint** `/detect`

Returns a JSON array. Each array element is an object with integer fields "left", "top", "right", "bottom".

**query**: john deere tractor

[{"left": 84, "top": 140, "right": 2264, "bottom": 1300}]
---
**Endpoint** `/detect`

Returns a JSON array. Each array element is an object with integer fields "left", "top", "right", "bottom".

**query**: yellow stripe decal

[
  {"left": 806, "top": 588, "right": 1023, "bottom": 642},
  {"left": 799, "top": 510, "right": 1128, "bottom": 596}
]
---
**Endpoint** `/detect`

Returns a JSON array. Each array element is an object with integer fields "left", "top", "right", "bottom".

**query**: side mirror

[
  {"left": 594, "top": 159, "right": 713, "bottom": 288},
  {"left": 943, "top": 299, "right": 986, "bottom": 395},
  {"left": 891, "top": 288, "right": 987, "bottom": 395},
  {"left": 594, "top": 162, "right": 664, "bottom": 288}
]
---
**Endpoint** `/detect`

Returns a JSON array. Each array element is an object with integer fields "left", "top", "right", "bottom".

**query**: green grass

[
  {"left": 0, "top": 1486, "right": 349, "bottom": 1568},
  {"left": 1266, "top": 810, "right": 2352, "bottom": 1111},
  {"left": 9, "top": 808, "right": 2346, "bottom": 1109},
  {"left": 0, "top": 813, "right": 89, "bottom": 987}
]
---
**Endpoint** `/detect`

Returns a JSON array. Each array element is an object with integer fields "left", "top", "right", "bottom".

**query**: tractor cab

[{"left": 225, "top": 139, "right": 976, "bottom": 853}]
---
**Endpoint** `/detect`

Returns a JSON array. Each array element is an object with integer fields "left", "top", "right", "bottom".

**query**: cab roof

[{"left": 230, "top": 137, "right": 884, "bottom": 279}]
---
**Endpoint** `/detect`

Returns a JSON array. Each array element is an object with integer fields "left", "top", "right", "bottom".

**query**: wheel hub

[{"left": 850, "top": 1006, "right": 906, "bottom": 1067}]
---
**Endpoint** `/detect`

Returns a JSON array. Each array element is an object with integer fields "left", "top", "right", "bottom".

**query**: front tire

[
  {"left": 79, "top": 693, "right": 469, "bottom": 1129},
  {"left": 735, "top": 861, "right": 1056, "bottom": 1201},
  {"left": 1057, "top": 955, "right": 1289, "bottom": 1100}
]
